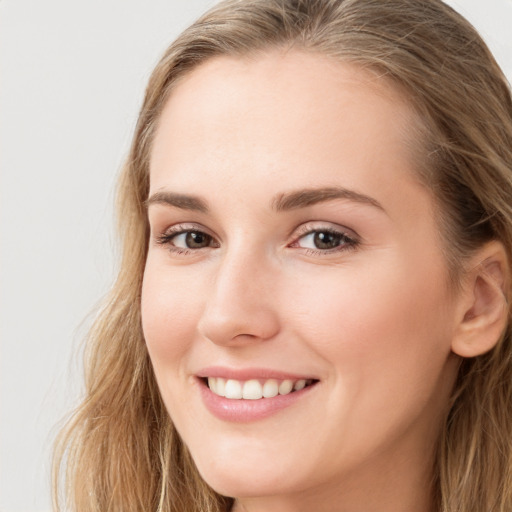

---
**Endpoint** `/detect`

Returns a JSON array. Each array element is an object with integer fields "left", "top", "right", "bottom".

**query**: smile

[
  {"left": 197, "top": 369, "right": 320, "bottom": 422},
  {"left": 206, "top": 377, "right": 316, "bottom": 399}
]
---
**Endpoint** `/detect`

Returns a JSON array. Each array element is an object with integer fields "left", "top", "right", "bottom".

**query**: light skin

[{"left": 141, "top": 51, "right": 508, "bottom": 512}]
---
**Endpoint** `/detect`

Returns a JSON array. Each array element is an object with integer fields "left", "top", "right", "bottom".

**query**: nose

[{"left": 197, "top": 249, "right": 281, "bottom": 346}]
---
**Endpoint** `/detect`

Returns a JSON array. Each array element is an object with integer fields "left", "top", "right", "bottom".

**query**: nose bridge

[{"left": 198, "top": 241, "right": 280, "bottom": 345}]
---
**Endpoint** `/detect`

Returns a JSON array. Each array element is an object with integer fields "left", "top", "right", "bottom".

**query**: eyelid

[
  {"left": 154, "top": 222, "right": 220, "bottom": 246},
  {"left": 157, "top": 222, "right": 214, "bottom": 237},
  {"left": 153, "top": 220, "right": 360, "bottom": 255},
  {"left": 288, "top": 221, "right": 361, "bottom": 255},
  {"left": 291, "top": 221, "right": 359, "bottom": 241}
]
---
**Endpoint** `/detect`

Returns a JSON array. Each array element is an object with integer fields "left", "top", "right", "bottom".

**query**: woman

[{"left": 53, "top": 0, "right": 512, "bottom": 511}]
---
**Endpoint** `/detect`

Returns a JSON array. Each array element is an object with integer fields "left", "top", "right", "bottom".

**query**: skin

[{"left": 142, "top": 51, "right": 465, "bottom": 512}]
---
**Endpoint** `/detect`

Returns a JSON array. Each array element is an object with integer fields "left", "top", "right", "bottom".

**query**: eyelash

[
  {"left": 155, "top": 223, "right": 359, "bottom": 256},
  {"left": 155, "top": 224, "right": 219, "bottom": 255},
  {"left": 290, "top": 226, "right": 359, "bottom": 255}
]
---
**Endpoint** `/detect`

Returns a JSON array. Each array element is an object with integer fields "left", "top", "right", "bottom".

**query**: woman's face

[{"left": 142, "top": 52, "right": 461, "bottom": 510}]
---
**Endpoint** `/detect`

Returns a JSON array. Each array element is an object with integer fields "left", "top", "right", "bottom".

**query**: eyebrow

[
  {"left": 271, "top": 186, "right": 385, "bottom": 212},
  {"left": 145, "top": 191, "right": 209, "bottom": 213},
  {"left": 145, "top": 186, "right": 384, "bottom": 214}
]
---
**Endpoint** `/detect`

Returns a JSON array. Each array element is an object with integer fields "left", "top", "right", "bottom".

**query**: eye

[
  {"left": 171, "top": 231, "right": 215, "bottom": 249},
  {"left": 156, "top": 225, "right": 219, "bottom": 252},
  {"left": 292, "top": 227, "right": 358, "bottom": 253}
]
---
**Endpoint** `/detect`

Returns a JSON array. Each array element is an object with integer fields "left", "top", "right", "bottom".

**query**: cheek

[
  {"left": 275, "top": 258, "right": 456, "bottom": 465},
  {"left": 141, "top": 261, "right": 203, "bottom": 370},
  {"left": 285, "top": 255, "right": 455, "bottom": 406}
]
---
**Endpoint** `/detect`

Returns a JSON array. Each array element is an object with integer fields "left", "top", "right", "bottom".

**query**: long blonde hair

[{"left": 53, "top": 1, "right": 512, "bottom": 511}]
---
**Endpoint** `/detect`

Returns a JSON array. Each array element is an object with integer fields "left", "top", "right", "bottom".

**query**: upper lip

[{"left": 196, "top": 366, "right": 318, "bottom": 381}]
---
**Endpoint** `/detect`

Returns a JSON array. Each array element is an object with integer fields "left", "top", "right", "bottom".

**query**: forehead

[{"left": 149, "top": 51, "right": 427, "bottom": 219}]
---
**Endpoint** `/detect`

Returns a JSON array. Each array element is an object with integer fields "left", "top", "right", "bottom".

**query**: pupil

[
  {"left": 314, "top": 231, "right": 341, "bottom": 249},
  {"left": 186, "top": 231, "right": 210, "bottom": 248}
]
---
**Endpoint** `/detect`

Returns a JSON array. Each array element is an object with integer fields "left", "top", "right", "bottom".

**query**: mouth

[
  {"left": 201, "top": 376, "right": 319, "bottom": 400},
  {"left": 196, "top": 369, "right": 320, "bottom": 422}
]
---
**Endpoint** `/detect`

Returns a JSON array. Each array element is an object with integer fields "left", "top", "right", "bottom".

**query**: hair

[{"left": 53, "top": 1, "right": 512, "bottom": 511}]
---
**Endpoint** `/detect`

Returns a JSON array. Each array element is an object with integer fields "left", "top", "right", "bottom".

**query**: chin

[
  {"left": 199, "top": 467, "right": 293, "bottom": 499},
  {"left": 190, "top": 444, "right": 304, "bottom": 499}
]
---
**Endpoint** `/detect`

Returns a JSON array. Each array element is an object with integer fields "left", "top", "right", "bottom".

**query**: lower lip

[{"left": 197, "top": 379, "right": 317, "bottom": 422}]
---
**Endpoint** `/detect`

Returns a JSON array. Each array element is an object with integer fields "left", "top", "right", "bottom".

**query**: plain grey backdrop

[{"left": 1, "top": 1, "right": 511, "bottom": 511}]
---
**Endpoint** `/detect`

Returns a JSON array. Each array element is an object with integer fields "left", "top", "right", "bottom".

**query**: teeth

[
  {"left": 278, "top": 380, "right": 293, "bottom": 395},
  {"left": 224, "top": 379, "right": 243, "bottom": 399},
  {"left": 207, "top": 377, "right": 313, "bottom": 400},
  {"left": 208, "top": 377, "right": 217, "bottom": 394},
  {"left": 216, "top": 377, "right": 226, "bottom": 397},
  {"left": 243, "top": 379, "right": 263, "bottom": 400},
  {"left": 262, "top": 379, "right": 279, "bottom": 398},
  {"left": 294, "top": 379, "right": 306, "bottom": 391}
]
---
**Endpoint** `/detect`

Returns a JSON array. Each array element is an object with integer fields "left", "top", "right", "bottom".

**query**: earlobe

[{"left": 452, "top": 241, "right": 510, "bottom": 358}]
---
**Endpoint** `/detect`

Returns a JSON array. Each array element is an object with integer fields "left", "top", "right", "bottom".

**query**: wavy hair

[{"left": 53, "top": 1, "right": 512, "bottom": 511}]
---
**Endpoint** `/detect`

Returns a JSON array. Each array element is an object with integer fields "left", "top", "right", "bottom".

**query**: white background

[{"left": 1, "top": 1, "right": 511, "bottom": 511}]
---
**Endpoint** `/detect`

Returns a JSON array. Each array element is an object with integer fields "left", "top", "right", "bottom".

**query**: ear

[{"left": 452, "top": 241, "right": 510, "bottom": 358}]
